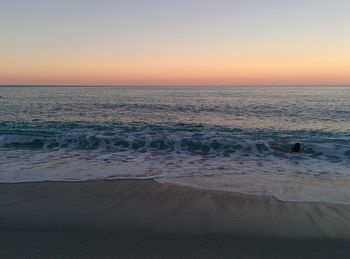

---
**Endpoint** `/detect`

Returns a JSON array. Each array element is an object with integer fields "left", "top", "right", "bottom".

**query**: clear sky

[{"left": 1, "top": 0, "right": 350, "bottom": 86}]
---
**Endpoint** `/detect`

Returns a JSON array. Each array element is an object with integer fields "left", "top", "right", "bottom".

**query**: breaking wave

[{"left": 1, "top": 123, "right": 349, "bottom": 165}]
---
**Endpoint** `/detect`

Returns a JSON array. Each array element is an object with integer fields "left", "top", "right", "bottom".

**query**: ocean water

[{"left": 1, "top": 86, "right": 350, "bottom": 204}]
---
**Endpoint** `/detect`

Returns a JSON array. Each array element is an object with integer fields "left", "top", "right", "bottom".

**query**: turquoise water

[{"left": 1, "top": 86, "right": 350, "bottom": 204}]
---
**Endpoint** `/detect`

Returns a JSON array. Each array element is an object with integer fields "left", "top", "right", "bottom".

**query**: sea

[{"left": 0, "top": 86, "right": 349, "bottom": 204}]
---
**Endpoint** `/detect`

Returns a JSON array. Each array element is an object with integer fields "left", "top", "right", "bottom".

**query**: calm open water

[{"left": 0, "top": 86, "right": 350, "bottom": 204}]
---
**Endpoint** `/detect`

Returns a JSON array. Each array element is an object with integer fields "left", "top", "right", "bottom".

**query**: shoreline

[
  {"left": 1, "top": 179, "right": 350, "bottom": 258},
  {"left": 1, "top": 179, "right": 350, "bottom": 238},
  {"left": 1, "top": 177, "right": 350, "bottom": 208}
]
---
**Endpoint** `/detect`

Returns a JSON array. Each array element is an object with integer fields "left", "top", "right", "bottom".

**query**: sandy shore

[{"left": 1, "top": 179, "right": 350, "bottom": 258}]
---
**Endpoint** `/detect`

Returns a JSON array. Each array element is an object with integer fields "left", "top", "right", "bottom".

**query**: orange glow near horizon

[{"left": 2, "top": 49, "right": 350, "bottom": 86}]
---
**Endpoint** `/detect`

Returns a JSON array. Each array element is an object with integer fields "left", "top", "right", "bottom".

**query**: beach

[
  {"left": 2, "top": 0, "right": 350, "bottom": 257},
  {"left": 1, "top": 179, "right": 350, "bottom": 258}
]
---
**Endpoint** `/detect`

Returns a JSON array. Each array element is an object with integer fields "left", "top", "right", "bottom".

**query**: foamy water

[{"left": 0, "top": 86, "right": 349, "bottom": 204}]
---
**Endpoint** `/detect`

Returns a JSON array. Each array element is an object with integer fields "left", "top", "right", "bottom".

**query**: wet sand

[{"left": 0, "top": 179, "right": 350, "bottom": 258}]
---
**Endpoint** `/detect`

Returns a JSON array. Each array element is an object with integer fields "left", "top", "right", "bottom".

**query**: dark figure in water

[{"left": 291, "top": 143, "right": 301, "bottom": 153}]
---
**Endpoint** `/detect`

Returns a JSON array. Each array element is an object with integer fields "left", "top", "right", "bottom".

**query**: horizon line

[{"left": 1, "top": 84, "right": 350, "bottom": 88}]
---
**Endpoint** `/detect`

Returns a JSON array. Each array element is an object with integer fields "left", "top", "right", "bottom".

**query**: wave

[{"left": 1, "top": 125, "right": 350, "bottom": 165}]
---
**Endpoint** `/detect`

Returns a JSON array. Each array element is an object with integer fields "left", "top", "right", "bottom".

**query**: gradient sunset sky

[{"left": 1, "top": 0, "right": 350, "bottom": 86}]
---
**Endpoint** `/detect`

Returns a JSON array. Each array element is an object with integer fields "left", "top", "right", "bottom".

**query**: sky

[{"left": 1, "top": 0, "right": 350, "bottom": 86}]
